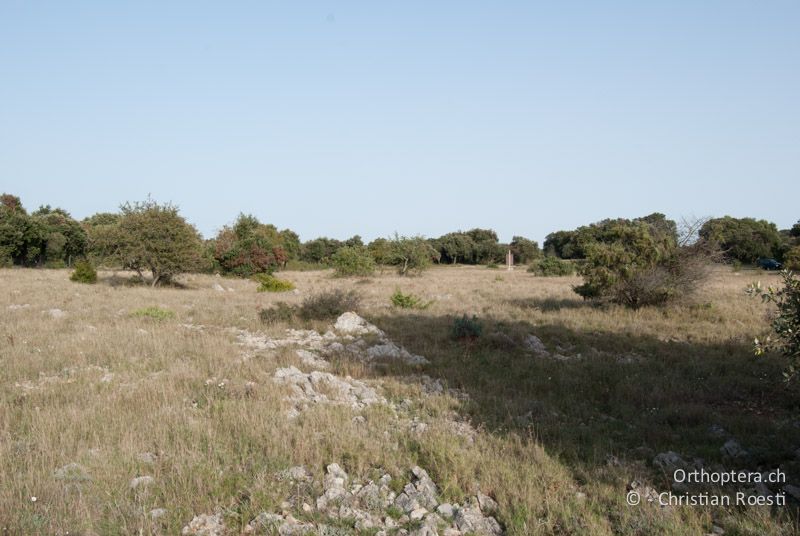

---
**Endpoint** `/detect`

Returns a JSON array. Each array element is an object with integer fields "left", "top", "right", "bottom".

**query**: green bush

[
  {"left": 70, "top": 259, "right": 97, "bottom": 284},
  {"left": 748, "top": 272, "right": 800, "bottom": 380},
  {"left": 332, "top": 246, "right": 375, "bottom": 277},
  {"left": 253, "top": 273, "right": 296, "bottom": 292},
  {"left": 451, "top": 314, "right": 483, "bottom": 341},
  {"left": 486, "top": 263, "right": 499, "bottom": 270},
  {"left": 387, "top": 234, "right": 439, "bottom": 276},
  {"left": 528, "top": 256, "right": 574, "bottom": 276},
  {"left": 259, "top": 302, "right": 297, "bottom": 324},
  {"left": 784, "top": 247, "right": 800, "bottom": 271},
  {"left": 390, "top": 289, "right": 431, "bottom": 309},
  {"left": 298, "top": 289, "right": 361, "bottom": 321},
  {"left": 131, "top": 307, "right": 175, "bottom": 320},
  {"left": 213, "top": 214, "right": 296, "bottom": 276}
]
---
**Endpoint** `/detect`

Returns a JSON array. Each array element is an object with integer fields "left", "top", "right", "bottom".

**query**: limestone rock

[{"left": 181, "top": 513, "right": 225, "bottom": 536}]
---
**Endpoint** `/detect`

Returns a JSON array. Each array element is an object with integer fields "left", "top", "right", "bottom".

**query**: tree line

[{"left": 2, "top": 193, "right": 798, "bottom": 294}]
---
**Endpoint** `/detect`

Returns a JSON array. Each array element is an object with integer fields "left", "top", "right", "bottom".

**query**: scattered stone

[
  {"left": 334, "top": 312, "right": 385, "bottom": 337},
  {"left": 130, "top": 475, "right": 155, "bottom": 490},
  {"left": 653, "top": 451, "right": 686, "bottom": 472},
  {"left": 182, "top": 513, "right": 225, "bottom": 536},
  {"left": 410, "top": 507, "right": 428, "bottom": 521},
  {"left": 273, "top": 366, "right": 384, "bottom": 416},
  {"left": 524, "top": 335, "right": 548, "bottom": 355},
  {"left": 7, "top": 303, "right": 30, "bottom": 310},
  {"left": 720, "top": 439, "right": 748, "bottom": 459},
  {"left": 366, "top": 342, "right": 429, "bottom": 365},
  {"left": 436, "top": 503, "right": 455, "bottom": 518},
  {"left": 47, "top": 308, "right": 66, "bottom": 318},
  {"left": 149, "top": 508, "right": 167, "bottom": 520},
  {"left": 454, "top": 505, "right": 502, "bottom": 535},
  {"left": 212, "top": 283, "right": 225, "bottom": 292},
  {"left": 279, "top": 465, "right": 311, "bottom": 482},
  {"left": 296, "top": 349, "right": 330, "bottom": 370},
  {"left": 477, "top": 492, "right": 498, "bottom": 514},
  {"left": 54, "top": 462, "right": 90, "bottom": 482}
]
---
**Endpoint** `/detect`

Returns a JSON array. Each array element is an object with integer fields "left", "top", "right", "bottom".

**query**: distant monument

[{"left": 506, "top": 249, "right": 514, "bottom": 271}]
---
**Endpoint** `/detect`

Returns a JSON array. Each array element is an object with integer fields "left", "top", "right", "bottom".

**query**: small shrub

[
  {"left": 486, "top": 263, "right": 499, "bottom": 270},
  {"left": 528, "top": 256, "right": 574, "bottom": 276},
  {"left": 784, "top": 247, "right": 800, "bottom": 271},
  {"left": 259, "top": 302, "right": 297, "bottom": 325},
  {"left": 390, "top": 289, "right": 431, "bottom": 309},
  {"left": 332, "top": 246, "right": 375, "bottom": 277},
  {"left": 748, "top": 271, "right": 800, "bottom": 380},
  {"left": 254, "top": 273, "right": 296, "bottom": 292},
  {"left": 451, "top": 314, "right": 482, "bottom": 341},
  {"left": 70, "top": 259, "right": 97, "bottom": 284},
  {"left": 131, "top": 307, "right": 175, "bottom": 320},
  {"left": 298, "top": 289, "right": 361, "bottom": 321}
]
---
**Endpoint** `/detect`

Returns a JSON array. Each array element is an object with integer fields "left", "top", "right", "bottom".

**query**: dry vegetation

[{"left": 1, "top": 265, "right": 799, "bottom": 535}]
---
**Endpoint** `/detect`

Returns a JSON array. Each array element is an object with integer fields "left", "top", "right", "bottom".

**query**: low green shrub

[
  {"left": 131, "top": 307, "right": 175, "bottom": 320},
  {"left": 785, "top": 247, "right": 800, "bottom": 271},
  {"left": 451, "top": 314, "right": 483, "bottom": 341},
  {"left": 254, "top": 273, "right": 296, "bottom": 292},
  {"left": 748, "top": 271, "right": 800, "bottom": 380},
  {"left": 298, "top": 289, "right": 361, "bottom": 321},
  {"left": 332, "top": 246, "right": 375, "bottom": 277},
  {"left": 70, "top": 259, "right": 97, "bottom": 284},
  {"left": 486, "top": 263, "right": 499, "bottom": 270},
  {"left": 390, "top": 289, "right": 431, "bottom": 309},
  {"left": 259, "top": 302, "right": 297, "bottom": 325},
  {"left": 528, "top": 256, "right": 575, "bottom": 277}
]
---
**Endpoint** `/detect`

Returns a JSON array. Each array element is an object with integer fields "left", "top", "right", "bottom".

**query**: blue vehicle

[{"left": 757, "top": 258, "right": 782, "bottom": 270}]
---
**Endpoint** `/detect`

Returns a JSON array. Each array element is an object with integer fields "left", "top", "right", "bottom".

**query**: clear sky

[{"left": 1, "top": 1, "right": 798, "bottom": 243}]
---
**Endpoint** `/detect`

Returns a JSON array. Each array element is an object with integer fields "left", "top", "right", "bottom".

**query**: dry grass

[{"left": 1, "top": 265, "right": 798, "bottom": 534}]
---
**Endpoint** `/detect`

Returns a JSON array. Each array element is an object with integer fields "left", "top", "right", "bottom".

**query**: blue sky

[{"left": 1, "top": 1, "right": 798, "bottom": 242}]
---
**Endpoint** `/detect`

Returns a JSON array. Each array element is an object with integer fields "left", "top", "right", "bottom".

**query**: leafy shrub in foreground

[
  {"left": 253, "top": 273, "right": 295, "bottom": 292},
  {"left": 131, "top": 307, "right": 175, "bottom": 320},
  {"left": 298, "top": 289, "right": 361, "bottom": 321},
  {"left": 70, "top": 259, "right": 97, "bottom": 284},
  {"left": 528, "top": 256, "right": 574, "bottom": 276},
  {"left": 390, "top": 289, "right": 431, "bottom": 309},
  {"left": 748, "top": 271, "right": 800, "bottom": 380},
  {"left": 451, "top": 314, "right": 482, "bottom": 341},
  {"left": 332, "top": 246, "right": 375, "bottom": 277},
  {"left": 259, "top": 302, "right": 297, "bottom": 324}
]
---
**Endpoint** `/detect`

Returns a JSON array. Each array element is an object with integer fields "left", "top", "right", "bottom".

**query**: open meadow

[{"left": 1, "top": 265, "right": 799, "bottom": 535}]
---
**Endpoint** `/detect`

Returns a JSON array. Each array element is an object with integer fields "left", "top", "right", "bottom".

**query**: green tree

[
  {"left": 300, "top": 237, "right": 344, "bottom": 264},
  {"left": 82, "top": 212, "right": 123, "bottom": 266},
  {"left": 388, "top": 234, "right": 439, "bottom": 275},
  {"left": 331, "top": 245, "right": 375, "bottom": 277},
  {"left": 543, "top": 230, "right": 582, "bottom": 259},
  {"left": 572, "top": 216, "right": 707, "bottom": 308},
  {"left": 213, "top": 214, "right": 291, "bottom": 276},
  {"left": 699, "top": 216, "right": 782, "bottom": 263},
  {"left": 31, "top": 206, "right": 87, "bottom": 266},
  {"left": 367, "top": 238, "right": 393, "bottom": 265},
  {"left": 510, "top": 236, "right": 540, "bottom": 264},
  {"left": 117, "top": 199, "right": 203, "bottom": 286},
  {"left": 436, "top": 232, "right": 475, "bottom": 264}
]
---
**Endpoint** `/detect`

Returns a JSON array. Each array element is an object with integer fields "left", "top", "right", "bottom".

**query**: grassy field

[{"left": 1, "top": 265, "right": 799, "bottom": 535}]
